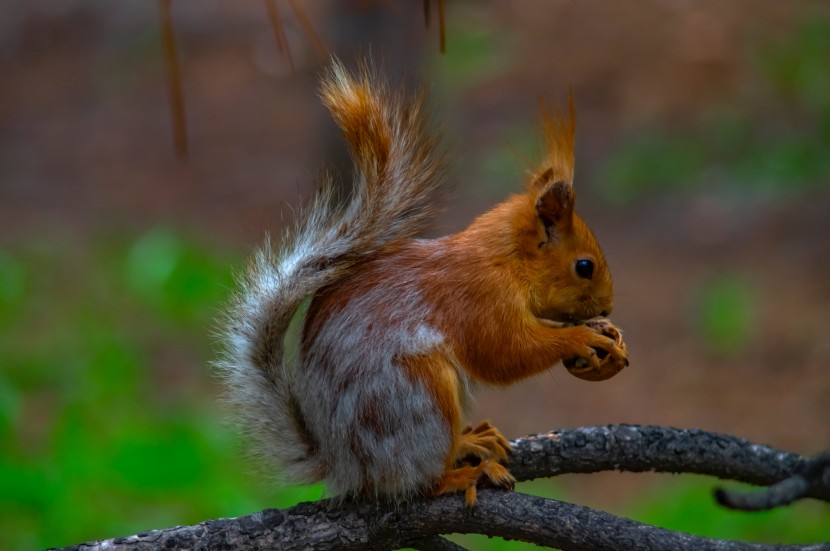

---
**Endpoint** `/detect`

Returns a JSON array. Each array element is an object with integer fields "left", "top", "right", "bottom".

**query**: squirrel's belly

[
  {"left": 296, "top": 342, "right": 451, "bottom": 498},
  {"left": 296, "top": 285, "right": 451, "bottom": 498}
]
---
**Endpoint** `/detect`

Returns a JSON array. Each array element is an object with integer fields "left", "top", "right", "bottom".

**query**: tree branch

[
  {"left": 509, "top": 425, "right": 829, "bottom": 500},
  {"left": 716, "top": 450, "right": 830, "bottom": 511},
  {"left": 51, "top": 425, "right": 830, "bottom": 551}
]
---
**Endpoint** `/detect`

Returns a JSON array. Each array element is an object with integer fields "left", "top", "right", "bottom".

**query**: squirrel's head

[{"left": 520, "top": 96, "right": 613, "bottom": 324}]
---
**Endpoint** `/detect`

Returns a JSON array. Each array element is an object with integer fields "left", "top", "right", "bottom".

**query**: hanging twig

[
  {"left": 288, "top": 0, "right": 329, "bottom": 59},
  {"left": 158, "top": 0, "right": 188, "bottom": 160},
  {"left": 263, "top": 0, "right": 294, "bottom": 70},
  {"left": 422, "top": 0, "right": 447, "bottom": 53},
  {"left": 437, "top": 0, "right": 446, "bottom": 53}
]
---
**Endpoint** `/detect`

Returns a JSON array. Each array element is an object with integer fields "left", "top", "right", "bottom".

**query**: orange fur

[
  {"left": 399, "top": 352, "right": 462, "bottom": 435},
  {"left": 321, "top": 74, "right": 392, "bottom": 174}
]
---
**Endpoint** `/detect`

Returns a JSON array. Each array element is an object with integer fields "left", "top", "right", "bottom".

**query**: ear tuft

[
  {"left": 530, "top": 92, "right": 576, "bottom": 189},
  {"left": 536, "top": 180, "right": 574, "bottom": 238}
]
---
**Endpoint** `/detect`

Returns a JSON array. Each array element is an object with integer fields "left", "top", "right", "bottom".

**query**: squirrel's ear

[
  {"left": 536, "top": 179, "right": 574, "bottom": 238},
  {"left": 530, "top": 92, "right": 577, "bottom": 239}
]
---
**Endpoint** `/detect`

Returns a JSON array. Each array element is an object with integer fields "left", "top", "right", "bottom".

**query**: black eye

[{"left": 575, "top": 259, "right": 594, "bottom": 280}]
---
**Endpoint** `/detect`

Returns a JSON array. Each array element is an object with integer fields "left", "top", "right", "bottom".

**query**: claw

[
  {"left": 464, "top": 480, "right": 477, "bottom": 508},
  {"left": 434, "top": 459, "right": 516, "bottom": 507}
]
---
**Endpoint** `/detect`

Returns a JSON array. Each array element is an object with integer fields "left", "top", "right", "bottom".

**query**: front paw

[{"left": 562, "top": 319, "right": 628, "bottom": 381}]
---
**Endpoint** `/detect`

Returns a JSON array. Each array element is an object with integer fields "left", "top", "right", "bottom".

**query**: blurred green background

[{"left": 1, "top": 1, "right": 828, "bottom": 549}]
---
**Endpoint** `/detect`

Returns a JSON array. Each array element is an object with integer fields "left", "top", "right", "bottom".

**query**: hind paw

[
  {"left": 457, "top": 421, "right": 512, "bottom": 463},
  {"left": 433, "top": 421, "right": 515, "bottom": 507}
]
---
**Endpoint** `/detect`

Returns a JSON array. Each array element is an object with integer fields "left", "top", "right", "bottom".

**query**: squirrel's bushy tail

[{"left": 217, "top": 59, "right": 445, "bottom": 484}]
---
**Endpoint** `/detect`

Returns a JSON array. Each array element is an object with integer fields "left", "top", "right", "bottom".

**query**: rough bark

[
  {"left": 509, "top": 425, "right": 829, "bottom": 501},
  {"left": 51, "top": 425, "right": 830, "bottom": 551}
]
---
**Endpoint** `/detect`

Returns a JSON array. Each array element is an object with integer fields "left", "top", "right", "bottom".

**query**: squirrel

[{"left": 218, "top": 60, "right": 628, "bottom": 507}]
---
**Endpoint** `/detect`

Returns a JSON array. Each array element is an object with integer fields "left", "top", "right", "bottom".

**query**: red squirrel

[{"left": 219, "top": 61, "right": 628, "bottom": 506}]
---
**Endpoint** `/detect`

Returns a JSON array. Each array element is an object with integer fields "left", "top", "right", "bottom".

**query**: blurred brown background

[{"left": 1, "top": 1, "right": 829, "bottom": 546}]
